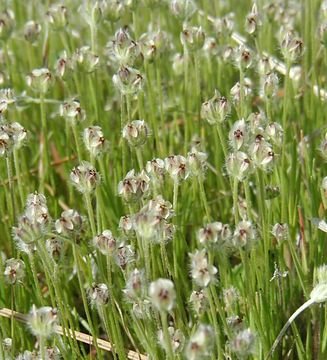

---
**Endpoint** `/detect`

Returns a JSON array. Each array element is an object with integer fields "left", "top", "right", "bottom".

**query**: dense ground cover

[{"left": 1, "top": 0, "right": 327, "bottom": 359}]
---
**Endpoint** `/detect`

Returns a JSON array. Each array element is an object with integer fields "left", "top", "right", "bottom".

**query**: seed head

[
  {"left": 46, "top": 236, "right": 64, "bottom": 260},
  {"left": 158, "top": 326, "right": 185, "bottom": 354},
  {"left": 24, "top": 21, "right": 42, "bottom": 44},
  {"left": 170, "top": 0, "right": 196, "bottom": 20},
  {"left": 245, "top": 4, "right": 261, "bottom": 35},
  {"left": 0, "top": 88, "right": 15, "bottom": 115},
  {"left": 185, "top": 324, "right": 214, "bottom": 360},
  {"left": 4, "top": 258, "right": 25, "bottom": 284},
  {"left": 55, "top": 51, "right": 74, "bottom": 79},
  {"left": 230, "top": 78, "right": 252, "bottom": 104},
  {"left": 189, "top": 289, "right": 208, "bottom": 315},
  {"left": 89, "top": 283, "right": 109, "bottom": 306},
  {"left": 139, "top": 29, "right": 169, "bottom": 62},
  {"left": 164, "top": 155, "right": 190, "bottom": 182},
  {"left": 70, "top": 162, "right": 101, "bottom": 193},
  {"left": 226, "top": 151, "right": 252, "bottom": 181},
  {"left": 93, "top": 230, "right": 117, "bottom": 255},
  {"left": 55, "top": 209, "right": 84, "bottom": 235},
  {"left": 201, "top": 90, "right": 232, "bottom": 124},
  {"left": 271, "top": 223, "right": 289, "bottom": 244},
  {"left": 27, "top": 305, "right": 58, "bottom": 338},
  {"left": 118, "top": 169, "right": 151, "bottom": 202},
  {"left": 146, "top": 158, "right": 165, "bottom": 182},
  {"left": 83, "top": 125, "right": 108, "bottom": 157},
  {"left": 280, "top": 30, "right": 304, "bottom": 62},
  {"left": 232, "top": 220, "right": 256, "bottom": 249},
  {"left": 59, "top": 99, "right": 86, "bottom": 124},
  {"left": 122, "top": 120, "right": 150, "bottom": 147},
  {"left": 149, "top": 278, "right": 176, "bottom": 312},
  {"left": 113, "top": 66, "right": 144, "bottom": 95},
  {"left": 230, "top": 328, "right": 256, "bottom": 357},
  {"left": 72, "top": 46, "right": 99, "bottom": 73},
  {"left": 0, "top": 10, "right": 15, "bottom": 41},
  {"left": 46, "top": 4, "right": 68, "bottom": 31},
  {"left": 107, "top": 27, "right": 140, "bottom": 66},
  {"left": 123, "top": 268, "right": 147, "bottom": 301},
  {"left": 229, "top": 119, "right": 248, "bottom": 151},
  {"left": 258, "top": 55, "right": 275, "bottom": 75},
  {"left": 249, "top": 140, "right": 276, "bottom": 171},
  {"left": 223, "top": 286, "right": 240, "bottom": 312},
  {"left": 262, "top": 72, "right": 279, "bottom": 99},
  {"left": 189, "top": 249, "right": 217, "bottom": 287},
  {"left": 26, "top": 68, "right": 53, "bottom": 94},
  {"left": 172, "top": 53, "right": 185, "bottom": 75},
  {"left": 115, "top": 241, "right": 135, "bottom": 269},
  {"left": 180, "top": 26, "right": 205, "bottom": 52},
  {"left": 235, "top": 45, "right": 252, "bottom": 71},
  {"left": 187, "top": 147, "right": 208, "bottom": 178}
]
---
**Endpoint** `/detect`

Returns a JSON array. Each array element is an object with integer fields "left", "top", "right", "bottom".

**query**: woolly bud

[
  {"left": 92, "top": 230, "right": 116, "bottom": 255},
  {"left": 26, "top": 68, "right": 53, "bottom": 94},
  {"left": 149, "top": 278, "right": 176, "bottom": 312},
  {"left": 4, "top": 258, "right": 25, "bottom": 284},
  {"left": 180, "top": 26, "right": 205, "bottom": 52},
  {"left": 83, "top": 126, "right": 108, "bottom": 157},
  {"left": 113, "top": 66, "right": 144, "bottom": 95},
  {"left": 185, "top": 324, "right": 214, "bottom": 360},
  {"left": 122, "top": 120, "right": 150, "bottom": 147},
  {"left": 46, "top": 4, "right": 68, "bottom": 31},
  {"left": 70, "top": 162, "right": 101, "bottom": 193},
  {"left": 27, "top": 305, "right": 58, "bottom": 338},
  {"left": 89, "top": 283, "right": 109, "bottom": 306},
  {"left": 59, "top": 99, "right": 86, "bottom": 124}
]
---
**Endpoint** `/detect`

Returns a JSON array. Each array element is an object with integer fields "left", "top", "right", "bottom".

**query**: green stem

[{"left": 160, "top": 311, "right": 174, "bottom": 360}]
